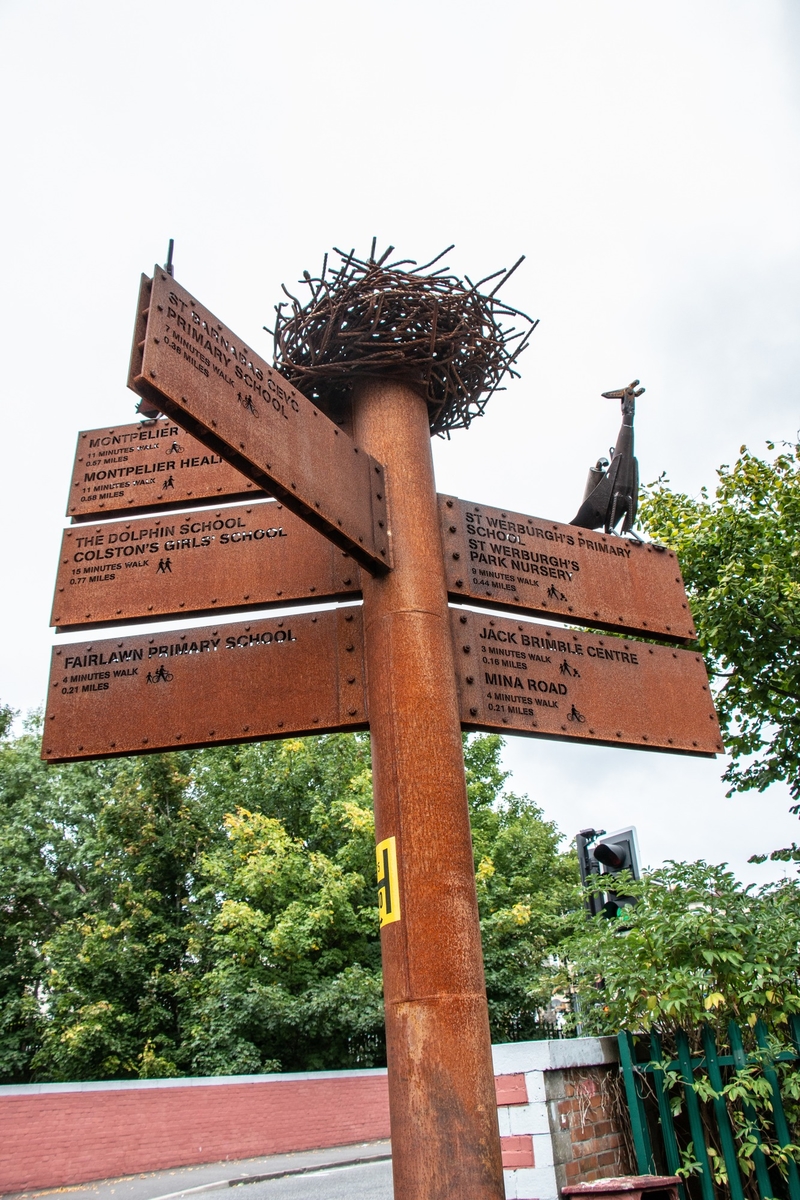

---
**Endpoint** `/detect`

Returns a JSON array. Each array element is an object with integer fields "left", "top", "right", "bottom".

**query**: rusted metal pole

[{"left": 352, "top": 378, "right": 505, "bottom": 1200}]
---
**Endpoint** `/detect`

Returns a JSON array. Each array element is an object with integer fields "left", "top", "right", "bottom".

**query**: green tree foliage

[
  {"left": 465, "top": 734, "right": 580, "bottom": 1040},
  {"left": 639, "top": 441, "right": 800, "bottom": 808},
  {"left": 563, "top": 862, "right": 800, "bottom": 1187},
  {"left": 563, "top": 861, "right": 800, "bottom": 1038},
  {"left": 0, "top": 715, "right": 578, "bottom": 1082}
]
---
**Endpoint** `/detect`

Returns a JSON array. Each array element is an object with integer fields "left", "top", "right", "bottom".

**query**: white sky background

[{"left": 1, "top": 0, "right": 798, "bottom": 882}]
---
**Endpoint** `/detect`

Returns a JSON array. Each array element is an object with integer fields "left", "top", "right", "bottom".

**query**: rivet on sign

[
  {"left": 455, "top": 579, "right": 463, "bottom": 587},
  {"left": 668, "top": 738, "right": 673, "bottom": 744},
  {"left": 462, "top": 645, "right": 471, "bottom": 653},
  {"left": 452, "top": 552, "right": 460, "bottom": 560},
  {"left": 561, "top": 725, "right": 567, "bottom": 731},
  {"left": 343, "top": 577, "right": 352, "bottom": 585},
  {"left": 589, "top": 729, "right": 595, "bottom": 735},
  {"left": 593, "top": 611, "right": 599, "bottom": 617},
  {"left": 313, "top": 717, "right": 319, "bottom": 723},
  {"left": 345, "top": 614, "right": 354, "bottom": 622},
  {"left": 466, "top": 676, "right": 474, "bottom": 684},
  {"left": 348, "top": 676, "right": 356, "bottom": 684},
  {"left": 470, "top": 708, "right": 478, "bottom": 716},
  {"left": 616, "top": 732, "right": 622, "bottom": 738},
  {"left": 459, "top": 615, "right": 467, "bottom": 624},
  {"left": 693, "top": 741, "right": 698, "bottom": 747},
  {"left": 446, "top": 500, "right": 453, "bottom": 508},
  {"left": 377, "top": 493, "right": 383, "bottom": 500},
  {"left": 449, "top": 525, "right": 457, "bottom": 533}
]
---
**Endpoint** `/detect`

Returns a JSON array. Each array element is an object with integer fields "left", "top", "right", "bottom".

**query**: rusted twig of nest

[{"left": 269, "top": 241, "right": 538, "bottom": 437}]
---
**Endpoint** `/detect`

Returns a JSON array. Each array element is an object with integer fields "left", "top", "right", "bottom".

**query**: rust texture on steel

[
  {"left": 42, "top": 609, "right": 366, "bottom": 763},
  {"left": 51, "top": 500, "right": 359, "bottom": 631},
  {"left": 67, "top": 420, "right": 264, "bottom": 521},
  {"left": 439, "top": 494, "right": 696, "bottom": 643},
  {"left": 352, "top": 379, "right": 505, "bottom": 1200},
  {"left": 452, "top": 610, "right": 722, "bottom": 756},
  {"left": 128, "top": 270, "right": 391, "bottom": 574}
]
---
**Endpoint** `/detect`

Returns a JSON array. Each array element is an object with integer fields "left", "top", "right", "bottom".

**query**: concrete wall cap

[
  {"left": 492, "top": 1037, "right": 619, "bottom": 1074},
  {"left": 0, "top": 1067, "right": 389, "bottom": 1096}
]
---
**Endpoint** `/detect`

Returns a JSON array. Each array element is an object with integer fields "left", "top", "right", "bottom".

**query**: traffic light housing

[{"left": 576, "top": 826, "right": 641, "bottom": 918}]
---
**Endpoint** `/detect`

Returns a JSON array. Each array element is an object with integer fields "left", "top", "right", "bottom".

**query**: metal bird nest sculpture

[
  {"left": 270, "top": 241, "right": 538, "bottom": 437},
  {"left": 570, "top": 380, "right": 645, "bottom": 535}
]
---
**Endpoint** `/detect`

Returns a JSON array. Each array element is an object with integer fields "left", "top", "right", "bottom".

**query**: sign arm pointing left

[{"left": 128, "top": 270, "right": 392, "bottom": 575}]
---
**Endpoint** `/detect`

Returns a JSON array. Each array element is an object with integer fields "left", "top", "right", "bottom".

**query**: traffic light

[{"left": 576, "top": 826, "right": 641, "bottom": 918}]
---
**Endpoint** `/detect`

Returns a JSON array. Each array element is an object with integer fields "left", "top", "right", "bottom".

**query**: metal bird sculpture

[{"left": 570, "top": 380, "right": 645, "bottom": 535}]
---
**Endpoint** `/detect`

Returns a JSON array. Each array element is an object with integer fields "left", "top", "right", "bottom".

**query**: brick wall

[
  {"left": 0, "top": 1070, "right": 390, "bottom": 1193},
  {"left": 493, "top": 1036, "right": 631, "bottom": 1200},
  {"left": 0, "top": 1038, "right": 632, "bottom": 1195},
  {"left": 547, "top": 1065, "right": 634, "bottom": 1194}
]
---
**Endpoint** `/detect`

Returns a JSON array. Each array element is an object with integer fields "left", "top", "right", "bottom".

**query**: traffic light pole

[{"left": 352, "top": 378, "right": 505, "bottom": 1200}]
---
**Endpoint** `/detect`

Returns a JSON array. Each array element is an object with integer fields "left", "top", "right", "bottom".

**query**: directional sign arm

[
  {"left": 452, "top": 610, "right": 721, "bottom": 756},
  {"left": 128, "top": 270, "right": 392, "bottom": 575},
  {"left": 439, "top": 494, "right": 696, "bottom": 643}
]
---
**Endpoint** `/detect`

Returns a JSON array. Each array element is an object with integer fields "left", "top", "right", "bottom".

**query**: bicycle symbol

[
  {"left": 146, "top": 665, "right": 174, "bottom": 684},
  {"left": 567, "top": 704, "right": 586, "bottom": 724}
]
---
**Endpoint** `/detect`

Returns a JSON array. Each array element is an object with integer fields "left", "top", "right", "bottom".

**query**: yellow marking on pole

[{"left": 376, "top": 836, "right": 401, "bottom": 927}]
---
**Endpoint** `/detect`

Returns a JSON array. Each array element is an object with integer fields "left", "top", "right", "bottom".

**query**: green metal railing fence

[{"left": 618, "top": 1018, "right": 800, "bottom": 1200}]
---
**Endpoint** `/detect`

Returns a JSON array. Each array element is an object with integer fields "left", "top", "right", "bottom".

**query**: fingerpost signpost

[{"left": 44, "top": 245, "right": 722, "bottom": 1200}]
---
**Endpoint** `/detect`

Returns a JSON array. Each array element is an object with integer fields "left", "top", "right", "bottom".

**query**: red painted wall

[{"left": 0, "top": 1071, "right": 391, "bottom": 1192}]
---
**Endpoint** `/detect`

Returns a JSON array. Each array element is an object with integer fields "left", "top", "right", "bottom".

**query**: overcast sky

[{"left": 1, "top": 0, "right": 798, "bottom": 882}]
